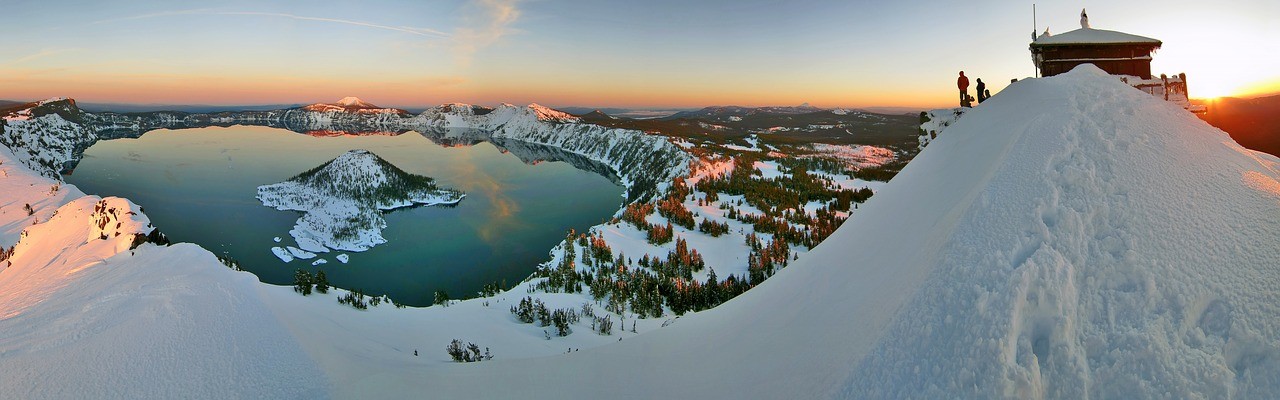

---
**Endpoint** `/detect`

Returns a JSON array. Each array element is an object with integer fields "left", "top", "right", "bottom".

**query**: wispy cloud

[
  {"left": 451, "top": 0, "right": 522, "bottom": 66},
  {"left": 0, "top": 48, "right": 84, "bottom": 68},
  {"left": 92, "top": 9, "right": 450, "bottom": 38}
]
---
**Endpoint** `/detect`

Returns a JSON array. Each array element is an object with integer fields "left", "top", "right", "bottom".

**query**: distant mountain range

[
  {"left": 663, "top": 103, "right": 824, "bottom": 120},
  {"left": 555, "top": 107, "right": 696, "bottom": 119},
  {"left": 566, "top": 104, "right": 922, "bottom": 148},
  {"left": 1198, "top": 94, "right": 1280, "bottom": 157},
  {"left": 77, "top": 102, "right": 308, "bottom": 113}
]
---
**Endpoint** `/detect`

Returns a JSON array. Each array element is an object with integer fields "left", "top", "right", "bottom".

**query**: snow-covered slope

[
  {"left": 0, "top": 99, "right": 98, "bottom": 178},
  {"left": 917, "top": 107, "right": 966, "bottom": 150},
  {"left": 417, "top": 102, "right": 686, "bottom": 201},
  {"left": 0, "top": 151, "right": 324, "bottom": 397},
  {"left": 389, "top": 64, "right": 1280, "bottom": 398}
]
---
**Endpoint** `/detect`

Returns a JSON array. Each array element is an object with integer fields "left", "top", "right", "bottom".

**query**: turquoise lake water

[{"left": 66, "top": 126, "right": 623, "bottom": 306}]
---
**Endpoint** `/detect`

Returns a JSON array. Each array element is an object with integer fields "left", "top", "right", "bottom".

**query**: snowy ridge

[
  {"left": 256, "top": 149, "right": 464, "bottom": 253},
  {"left": 0, "top": 99, "right": 98, "bottom": 178},
  {"left": 417, "top": 102, "right": 688, "bottom": 201},
  {"left": 838, "top": 66, "right": 1280, "bottom": 398},
  {"left": 917, "top": 107, "right": 967, "bottom": 150},
  {"left": 301, "top": 96, "right": 409, "bottom": 115},
  {"left": 418, "top": 103, "right": 581, "bottom": 128},
  {"left": 399, "top": 64, "right": 1280, "bottom": 398}
]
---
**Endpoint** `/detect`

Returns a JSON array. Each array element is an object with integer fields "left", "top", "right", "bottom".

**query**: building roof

[{"left": 1031, "top": 27, "right": 1161, "bottom": 47}]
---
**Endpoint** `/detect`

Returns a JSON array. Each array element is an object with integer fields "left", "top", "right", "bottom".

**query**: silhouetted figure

[
  {"left": 957, "top": 71, "right": 970, "bottom": 107},
  {"left": 414, "top": 350, "right": 418, "bottom": 356},
  {"left": 984, "top": 89, "right": 992, "bottom": 102},
  {"left": 976, "top": 78, "right": 987, "bottom": 104}
]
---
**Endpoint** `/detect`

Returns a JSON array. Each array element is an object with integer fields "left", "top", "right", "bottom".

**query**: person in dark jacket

[
  {"left": 957, "top": 71, "right": 970, "bottom": 107},
  {"left": 976, "top": 78, "right": 987, "bottom": 104}
]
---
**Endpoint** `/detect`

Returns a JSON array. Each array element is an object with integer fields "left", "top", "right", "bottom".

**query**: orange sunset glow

[{"left": 3, "top": 1, "right": 1275, "bottom": 109}]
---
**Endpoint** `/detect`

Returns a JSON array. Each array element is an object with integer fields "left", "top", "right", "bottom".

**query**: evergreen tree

[
  {"left": 446, "top": 339, "right": 466, "bottom": 362},
  {"left": 434, "top": 290, "right": 450, "bottom": 306},
  {"left": 314, "top": 270, "right": 329, "bottom": 294},
  {"left": 293, "top": 268, "right": 313, "bottom": 295}
]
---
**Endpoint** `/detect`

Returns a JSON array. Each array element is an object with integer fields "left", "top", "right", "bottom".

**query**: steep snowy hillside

[
  {"left": 417, "top": 102, "right": 686, "bottom": 201},
  {"left": 0, "top": 150, "right": 324, "bottom": 397},
  {"left": 917, "top": 107, "right": 966, "bottom": 150},
  {"left": 0, "top": 99, "right": 98, "bottom": 178},
  {"left": 257, "top": 149, "right": 463, "bottom": 253},
  {"left": 394, "top": 64, "right": 1280, "bottom": 398}
]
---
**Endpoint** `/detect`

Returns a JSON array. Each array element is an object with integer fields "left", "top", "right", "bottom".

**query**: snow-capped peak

[
  {"left": 526, "top": 103, "right": 578, "bottom": 123},
  {"left": 37, "top": 97, "right": 71, "bottom": 106},
  {"left": 301, "top": 97, "right": 407, "bottom": 115},
  {"left": 337, "top": 97, "right": 373, "bottom": 108}
]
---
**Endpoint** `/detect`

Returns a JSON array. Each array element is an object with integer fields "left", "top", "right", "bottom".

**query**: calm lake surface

[{"left": 66, "top": 126, "right": 623, "bottom": 306}]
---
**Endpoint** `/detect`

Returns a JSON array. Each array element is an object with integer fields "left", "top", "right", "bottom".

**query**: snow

[
  {"left": 256, "top": 149, "right": 464, "bottom": 253},
  {"left": 337, "top": 96, "right": 373, "bottom": 107},
  {"left": 807, "top": 143, "right": 896, "bottom": 169},
  {"left": 721, "top": 143, "right": 759, "bottom": 152},
  {"left": 300, "top": 97, "right": 407, "bottom": 116},
  {"left": 286, "top": 246, "right": 316, "bottom": 260},
  {"left": 919, "top": 107, "right": 967, "bottom": 150},
  {"left": 723, "top": 135, "right": 763, "bottom": 152},
  {"left": 812, "top": 170, "right": 886, "bottom": 192},
  {"left": 336, "top": 254, "right": 350, "bottom": 264},
  {"left": 525, "top": 103, "right": 580, "bottom": 123},
  {"left": 0, "top": 101, "right": 97, "bottom": 179},
  {"left": 270, "top": 247, "right": 294, "bottom": 263},
  {"left": 1031, "top": 27, "right": 1161, "bottom": 46},
  {"left": 753, "top": 160, "right": 785, "bottom": 179},
  {"left": 311, "top": 258, "right": 328, "bottom": 266},
  {"left": 383, "top": 63, "right": 1279, "bottom": 398},
  {"left": 415, "top": 101, "right": 689, "bottom": 202},
  {"left": 2, "top": 64, "right": 1278, "bottom": 398},
  {"left": 0, "top": 196, "right": 326, "bottom": 397}
]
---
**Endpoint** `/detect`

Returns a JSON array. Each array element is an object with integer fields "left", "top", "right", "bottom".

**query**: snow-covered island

[{"left": 257, "top": 149, "right": 463, "bottom": 254}]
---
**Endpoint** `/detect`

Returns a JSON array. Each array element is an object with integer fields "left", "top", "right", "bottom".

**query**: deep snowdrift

[{"left": 1, "top": 65, "right": 1277, "bottom": 399}]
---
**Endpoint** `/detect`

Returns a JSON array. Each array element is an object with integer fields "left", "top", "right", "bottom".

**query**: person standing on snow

[
  {"left": 976, "top": 78, "right": 987, "bottom": 104},
  {"left": 957, "top": 71, "right": 970, "bottom": 107}
]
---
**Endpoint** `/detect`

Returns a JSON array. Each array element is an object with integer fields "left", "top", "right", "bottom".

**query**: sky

[{"left": 1, "top": 0, "right": 1277, "bottom": 109}]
